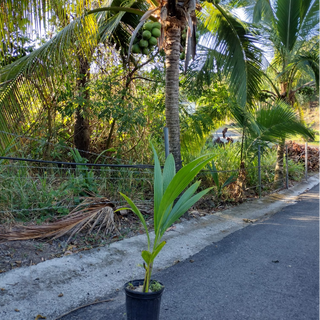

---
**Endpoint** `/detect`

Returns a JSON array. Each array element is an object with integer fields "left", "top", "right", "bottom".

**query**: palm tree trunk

[
  {"left": 45, "top": 106, "right": 52, "bottom": 159},
  {"left": 274, "top": 138, "right": 285, "bottom": 189},
  {"left": 74, "top": 55, "right": 91, "bottom": 158},
  {"left": 165, "top": 23, "right": 182, "bottom": 171},
  {"left": 273, "top": 82, "right": 288, "bottom": 186}
]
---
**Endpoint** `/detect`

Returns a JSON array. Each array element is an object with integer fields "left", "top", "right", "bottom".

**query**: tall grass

[
  {"left": 0, "top": 162, "right": 153, "bottom": 223},
  {"left": 0, "top": 141, "right": 307, "bottom": 223}
]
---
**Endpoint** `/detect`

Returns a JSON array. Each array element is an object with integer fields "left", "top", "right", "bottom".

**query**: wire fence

[{"left": 0, "top": 143, "right": 311, "bottom": 221}]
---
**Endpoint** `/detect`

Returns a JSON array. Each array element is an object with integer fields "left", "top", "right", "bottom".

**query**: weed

[
  {"left": 34, "top": 243, "right": 44, "bottom": 251},
  {"left": 127, "top": 282, "right": 135, "bottom": 290},
  {"left": 150, "top": 280, "right": 163, "bottom": 292}
]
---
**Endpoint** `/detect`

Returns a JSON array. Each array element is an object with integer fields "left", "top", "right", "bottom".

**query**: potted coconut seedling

[{"left": 118, "top": 146, "right": 215, "bottom": 320}]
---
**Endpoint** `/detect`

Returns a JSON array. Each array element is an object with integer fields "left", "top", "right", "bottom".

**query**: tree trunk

[
  {"left": 273, "top": 81, "right": 288, "bottom": 186},
  {"left": 235, "top": 161, "right": 246, "bottom": 199},
  {"left": 44, "top": 106, "right": 52, "bottom": 159},
  {"left": 274, "top": 138, "right": 285, "bottom": 189},
  {"left": 165, "top": 21, "right": 182, "bottom": 172},
  {"left": 74, "top": 55, "right": 91, "bottom": 158},
  {"left": 74, "top": 108, "right": 90, "bottom": 156}
]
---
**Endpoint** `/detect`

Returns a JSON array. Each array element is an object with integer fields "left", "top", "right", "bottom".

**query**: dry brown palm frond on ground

[{"left": 0, "top": 198, "right": 121, "bottom": 243}]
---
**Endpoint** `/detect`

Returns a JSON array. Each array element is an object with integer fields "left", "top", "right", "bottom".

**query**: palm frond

[
  {"left": 229, "top": 100, "right": 314, "bottom": 157},
  {"left": 0, "top": 0, "right": 151, "bottom": 152},
  {"left": 252, "top": 0, "right": 274, "bottom": 23},
  {"left": 286, "top": 47, "right": 319, "bottom": 91},
  {"left": 229, "top": 104, "right": 260, "bottom": 138},
  {"left": 0, "top": 13, "right": 99, "bottom": 151},
  {"left": 198, "top": 2, "right": 263, "bottom": 107},
  {"left": 275, "top": 0, "right": 301, "bottom": 51},
  {"left": 255, "top": 100, "right": 315, "bottom": 141},
  {"left": 0, "top": 0, "right": 98, "bottom": 61},
  {"left": 297, "top": 0, "right": 319, "bottom": 41},
  {"left": 0, "top": 14, "right": 98, "bottom": 84},
  {"left": 0, "top": 198, "right": 119, "bottom": 242}
]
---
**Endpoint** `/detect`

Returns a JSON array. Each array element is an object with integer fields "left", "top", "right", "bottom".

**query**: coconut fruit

[
  {"left": 152, "top": 22, "right": 161, "bottom": 29},
  {"left": 142, "top": 30, "right": 151, "bottom": 40},
  {"left": 180, "top": 52, "right": 185, "bottom": 60},
  {"left": 142, "top": 48, "right": 149, "bottom": 55},
  {"left": 151, "top": 28, "right": 161, "bottom": 38},
  {"left": 132, "top": 44, "right": 141, "bottom": 53},
  {"left": 139, "top": 39, "right": 148, "bottom": 48},
  {"left": 148, "top": 36, "right": 157, "bottom": 46},
  {"left": 144, "top": 22, "right": 154, "bottom": 31}
]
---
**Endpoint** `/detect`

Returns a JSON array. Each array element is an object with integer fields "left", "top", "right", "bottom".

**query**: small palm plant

[{"left": 119, "top": 146, "right": 214, "bottom": 292}]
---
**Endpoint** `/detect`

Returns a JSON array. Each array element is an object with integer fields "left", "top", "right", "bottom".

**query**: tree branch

[
  {"left": 130, "top": 76, "right": 156, "bottom": 82},
  {"left": 291, "top": 81, "right": 315, "bottom": 94}
]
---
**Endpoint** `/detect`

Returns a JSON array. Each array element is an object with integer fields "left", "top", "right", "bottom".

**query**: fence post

[
  {"left": 258, "top": 145, "right": 261, "bottom": 198},
  {"left": 164, "top": 127, "right": 169, "bottom": 159},
  {"left": 305, "top": 141, "right": 308, "bottom": 181},
  {"left": 285, "top": 145, "right": 289, "bottom": 189}
]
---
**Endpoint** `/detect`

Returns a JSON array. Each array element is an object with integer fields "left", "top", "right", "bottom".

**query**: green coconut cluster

[
  {"left": 179, "top": 28, "right": 200, "bottom": 60},
  {"left": 131, "top": 21, "right": 161, "bottom": 55}
]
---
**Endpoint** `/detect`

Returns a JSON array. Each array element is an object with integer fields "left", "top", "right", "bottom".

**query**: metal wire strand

[{"left": 0, "top": 199, "right": 153, "bottom": 214}]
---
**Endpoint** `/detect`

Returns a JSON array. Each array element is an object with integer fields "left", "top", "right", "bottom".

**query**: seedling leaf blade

[
  {"left": 119, "top": 193, "right": 150, "bottom": 249},
  {"left": 141, "top": 250, "right": 152, "bottom": 265},
  {"left": 151, "top": 241, "right": 166, "bottom": 260},
  {"left": 151, "top": 145, "right": 163, "bottom": 233}
]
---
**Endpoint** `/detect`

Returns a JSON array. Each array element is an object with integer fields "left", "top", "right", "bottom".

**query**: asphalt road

[{"left": 59, "top": 184, "right": 319, "bottom": 320}]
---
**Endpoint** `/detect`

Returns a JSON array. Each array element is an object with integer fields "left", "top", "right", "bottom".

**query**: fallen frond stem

[
  {"left": 54, "top": 298, "right": 114, "bottom": 320},
  {"left": 0, "top": 198, "right": 121, "bottom": 243}
]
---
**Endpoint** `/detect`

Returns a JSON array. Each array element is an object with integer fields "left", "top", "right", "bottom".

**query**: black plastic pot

[{"left": 124, "top": 279, "right": 165, "bottom": 320}]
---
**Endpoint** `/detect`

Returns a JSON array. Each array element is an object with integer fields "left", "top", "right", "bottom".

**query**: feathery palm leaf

[
  {"left": 286, "top": 48, "right": 319, "bottom": 91},
  {"left": 255, "top": 101, "right": 314, "bottom": 141},
  {"left": 0, "top": 0, "right": 98, "bottom": 61},
  {"left": 252, "top": 0, "right": 274, "bottom": 23},
  {"left": 0, "top": 0, "right": 154, "bottom": 152},
  {"left": 198, "top": 2, "right": 263, "bottom": 107},
  {"left": 275, "top": 0, "right": 302, "bottom": 51},
  {"left": 230, "top": 100, "right": 314, "bottom": 157}
]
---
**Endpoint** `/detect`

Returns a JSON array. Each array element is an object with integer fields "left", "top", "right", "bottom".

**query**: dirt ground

[
  {"left": 0, "top": 197, "right": 239, "bottom": 274},
  {"left": 0, "top": 212, "right": 142, "bottom": 274}
]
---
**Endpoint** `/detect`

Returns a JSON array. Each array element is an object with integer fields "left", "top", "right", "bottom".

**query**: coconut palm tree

[
  {"left": 245, "top": 0, "right": 319, "bottom": 186},
  {"left": 0, "top": 0, "right": 263, "bottom": 170}
]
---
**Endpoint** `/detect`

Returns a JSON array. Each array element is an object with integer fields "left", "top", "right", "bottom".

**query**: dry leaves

[
  {"left": 243, "top": 219, "right": 258, "bottom": 223},
  {"left": 287, "top": 141, "right": 319, "bottom": 171},
  {"left": 0, "top": 198, "right": 120, "bottom": 243}
]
